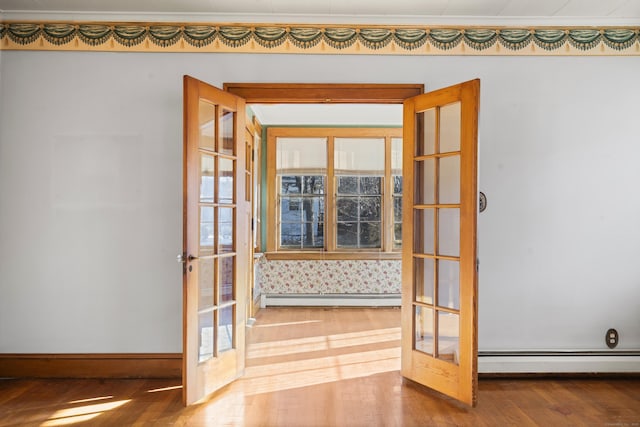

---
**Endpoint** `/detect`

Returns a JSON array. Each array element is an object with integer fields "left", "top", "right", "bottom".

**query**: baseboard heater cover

[
  {"left": 261, "top": 293, "right": 401, "bottom": 307},
  {"left": 478, "top": 351, "right": 640, "bottom": 374}
]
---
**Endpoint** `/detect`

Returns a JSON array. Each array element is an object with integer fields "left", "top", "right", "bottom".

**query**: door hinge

[{"left": 476, "top": 258, "right": 480, "bottom": 273}]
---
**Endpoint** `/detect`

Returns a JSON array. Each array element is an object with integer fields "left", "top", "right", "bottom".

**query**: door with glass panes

[
  {"left": 401, "top": 79, "right": 480, "bottom": 407},
  {"left": 182, "top": 75, "right": 249, "bottom": 405}
]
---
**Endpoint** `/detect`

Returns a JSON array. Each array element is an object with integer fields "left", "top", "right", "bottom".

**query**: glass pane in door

[
  {"left": 218, "top": 306, "right": 234, "bottom": 352},
  {"left": 437, "top": 259, "right": 460, "bottom": 310},
  {"left": 414, "top": 257, "right": 434, "bottom": 304},
  {"left": 439, "top": 102, "right": 461, "bottom": 153},
  {"left": 199, "top": 100, "right": 216, "bottom": 150},
  {"left": 437, "top": 312, "right": 460, "bottom": 365},
  {"left": 218, "top": 207, "right": 234, "bottom": 254},
  {"left": 200, "top": 207, "right": 214, "bottom": 249},
  {"left": 414, "top": 160, "right": 435, "bottom": 204},
  {"left": 198, "top": 258, "right": 215, "bottom": 311},
  {"left": 439, "top": 156, "right": 460, "bottom": 204},
  {"left": 438, "top": 208, "right": 460, "bottom": 257},
  {"left": 414, "top": 208, "right": 434, "bottom": 254},
  {"left": 219, "top": 256, "right": 234, "bottom": 304},
  {"left": 417, "top": 108, "right": 436, "bottom": 156},
  {"left": 218, "top": 158, "right": 234, "bottom": 204},
  {"left": 198, "top": 311, "right": 214, "bottom": 362},
  {"left": 415, "top": 306, "right": 434, "bottom": 354},
  {"left": 220, "top": 110, "right": 235, "bottom": 155},
  {"left": 200, "top": 155, "right": 215, "bottom": 203}
]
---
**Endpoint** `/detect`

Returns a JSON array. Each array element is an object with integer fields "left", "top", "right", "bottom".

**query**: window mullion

[
  {"left": 326, "top": 136, "right": 336, "bottom": 252},
  {"left": 266, "top": 131, "right": 277, "bottom": 252},
  {"left": 357, "top": 192, "right": 362, "bottom": 248},
  {"left": 384, "top": 136, "right": 393, "bottom": 253}
]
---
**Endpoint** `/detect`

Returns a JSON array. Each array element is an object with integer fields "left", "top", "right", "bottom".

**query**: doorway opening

[
  {"left": 218, "top": 83, "right": 422, "bottom": 402},
  {"left": 224, "top": 83, "right": 423, "bottom": 314}
]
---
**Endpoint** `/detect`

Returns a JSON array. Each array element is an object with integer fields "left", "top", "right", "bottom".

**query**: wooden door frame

[
  {"left": 223, "top": 83, "right": 424, "bottom": 104},
  {"left": 223, "top": 81, "right": 424, "bottom": 315}
]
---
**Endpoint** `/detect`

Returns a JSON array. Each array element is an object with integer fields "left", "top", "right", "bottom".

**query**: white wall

[{"left": 1, "top": 51, "right": 639, "bottom": 353}]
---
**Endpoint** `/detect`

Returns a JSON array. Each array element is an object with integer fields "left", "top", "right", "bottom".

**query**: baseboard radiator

[
  {"left": 261, "top": 293, "right": 401, "bottom": 307},
  {"left": 478, "top": 351, "right": 640, "bottom": 374}
]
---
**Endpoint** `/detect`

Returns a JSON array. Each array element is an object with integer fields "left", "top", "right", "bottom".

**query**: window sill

[{"left": 264, "top": 251, "right": 401, "bottom": 261}]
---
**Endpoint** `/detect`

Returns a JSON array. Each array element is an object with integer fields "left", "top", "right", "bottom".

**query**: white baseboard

[
  {"left": 479, "top": 353, "right": 640, "bottom": 373},
  {"left": 261, "top": 293, "right": 401, "bottom": 308}
]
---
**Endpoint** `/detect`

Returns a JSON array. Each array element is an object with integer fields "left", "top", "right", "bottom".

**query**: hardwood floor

[{"left": 1, "top": 307, "right": 639, "bottom": 426}]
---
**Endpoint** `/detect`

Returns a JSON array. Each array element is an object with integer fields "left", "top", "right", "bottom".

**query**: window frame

[
  {"left": 246, "top": 116, "right": 262, "bottom": 252},
  {"left": 266, "top": 127, "right": 402, "bottom": 259}
]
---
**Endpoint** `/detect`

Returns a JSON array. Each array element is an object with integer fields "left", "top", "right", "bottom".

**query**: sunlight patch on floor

[
  {"left": 255, "top": 320, "right": 322, "bottom": 328},
  {"left": 247, "top": 327, "right": 401, "bottom": 359},
  {"left": 67, "top": 395, "right": 114, "bottom": 404},
  {"left": 328, "top": 327, "right": 400, "bottom": 349},
  {"left": 40, "top": 413, "right": 102, "bottom": 426},
  {"left": 147, "top": 385, "right": 183, "bottom": 393},
  {"left": 238, "top": 347, "right": 400, "bottom": 395},
  {"left": 40, "top": 399, "right": 131, "bottom": 426},
  {"left": 247, "top": 335, "right": 329, "bottom": 359}
]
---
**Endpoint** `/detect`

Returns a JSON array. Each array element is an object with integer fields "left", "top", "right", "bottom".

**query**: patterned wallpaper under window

[{"left": 255, "top": 258, "right": 401, "bottom": 294}]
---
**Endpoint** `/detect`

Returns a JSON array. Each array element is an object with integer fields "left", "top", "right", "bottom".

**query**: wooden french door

[
  {"left": 401, "top": 79, "right": 480, "bottom": 406},
  {"left": 182, "top": 75, "right": 249, "bottom": 405}
]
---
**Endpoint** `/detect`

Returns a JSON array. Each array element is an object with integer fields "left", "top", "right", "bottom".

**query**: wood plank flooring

[{"left": 1, "top": 307, "right": 639, "bottom": 426}]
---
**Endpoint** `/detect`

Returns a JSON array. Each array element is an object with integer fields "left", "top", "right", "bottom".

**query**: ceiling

[{"left": 1, "top": 0, "right": 639, "bottom": 24}]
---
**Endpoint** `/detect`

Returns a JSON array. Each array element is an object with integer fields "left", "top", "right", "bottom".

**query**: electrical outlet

[{"left": 606, "top": 328, "right": 619, "bottom": 349}]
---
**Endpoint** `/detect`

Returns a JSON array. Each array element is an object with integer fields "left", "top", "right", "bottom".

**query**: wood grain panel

[
  {"left": 0, "top": 353, "right": 182, "bottom": 379},
  {"left": 223, "top": 83, "right": 424, "bottom": 104}
]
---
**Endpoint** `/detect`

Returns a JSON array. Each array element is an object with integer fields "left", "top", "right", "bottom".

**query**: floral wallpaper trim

[
  {"left": 1, "top": 22, "right": 639, "bottom": 55},
  {"left": 255, "top": 259, "right": 401, "bottom": 295}
]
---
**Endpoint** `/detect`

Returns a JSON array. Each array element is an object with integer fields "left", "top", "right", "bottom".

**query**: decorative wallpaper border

[{"left": 0, "top": 22, "right": 638, "bottom": 55}]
